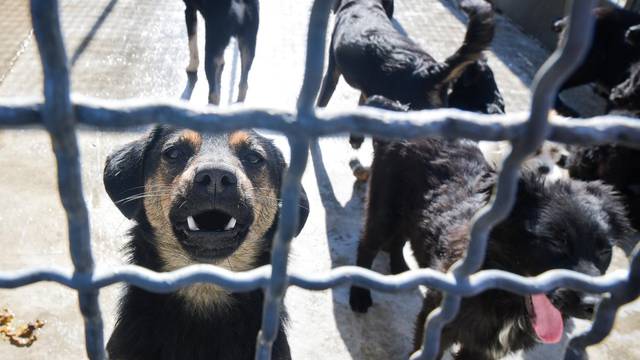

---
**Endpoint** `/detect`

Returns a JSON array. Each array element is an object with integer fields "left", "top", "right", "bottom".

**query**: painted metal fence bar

[{"left": 0, "top": 0, "right": 638, "bottom": 360}]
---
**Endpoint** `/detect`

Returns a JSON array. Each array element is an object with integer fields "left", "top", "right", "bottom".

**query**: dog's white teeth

[
  {"left": 225, "top": 217, "right": 237, "bottom": 231},
  {"left": 187, "top": 216, "right": 200, "bottom": 231}
]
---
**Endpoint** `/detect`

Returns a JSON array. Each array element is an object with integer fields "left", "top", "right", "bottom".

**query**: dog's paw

[
  {"left": 349, "top": 286, "right": 373, "bottom": 313},
  {"left": 349, "top": 158, "right": 370, "bottom": 182}
]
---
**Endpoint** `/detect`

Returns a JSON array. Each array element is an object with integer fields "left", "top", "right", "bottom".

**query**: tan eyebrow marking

[
  {"left": 228, "top": 130, "right": 251, "bottom": 147},
  {"left": 180, "top": 130, "right": 202, "bottom": 149}
]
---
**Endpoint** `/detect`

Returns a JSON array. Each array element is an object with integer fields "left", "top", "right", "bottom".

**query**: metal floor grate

[{"left": 0, "top": 0, "right": 639, "bottom": 359}]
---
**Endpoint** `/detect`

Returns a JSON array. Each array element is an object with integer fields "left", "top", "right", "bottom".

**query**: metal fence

[{"left": 0, "top": 0, "right": 639, "bottom": 359}]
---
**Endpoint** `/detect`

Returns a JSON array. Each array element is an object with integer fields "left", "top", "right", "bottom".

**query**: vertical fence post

[{"left": 29, "top": 1, "right": 105, "bottom": 359}]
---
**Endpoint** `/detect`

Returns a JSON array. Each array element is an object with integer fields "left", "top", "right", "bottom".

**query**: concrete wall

[{"left": 492, "top": 0, "right": 613, "bottom": 50}]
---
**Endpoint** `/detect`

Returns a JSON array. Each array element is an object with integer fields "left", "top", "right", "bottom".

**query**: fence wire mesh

[{"left": 0, "top": 0, "right": 639, "bottom": 360}]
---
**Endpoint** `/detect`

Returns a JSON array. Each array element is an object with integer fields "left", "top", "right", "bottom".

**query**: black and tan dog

[
  {"left": 103, "top": 126, "right": 308, "bottom": 360},
  {"left": 348, "top": 97, "right": 633, "bottom": 359},
  {"left": 183, "top": 0, "right": 259, "bottom": 105}
]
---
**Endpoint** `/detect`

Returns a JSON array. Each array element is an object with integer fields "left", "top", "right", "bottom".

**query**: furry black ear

[{"left": 103, "top": 128, "right": 160, "bottom": 219}]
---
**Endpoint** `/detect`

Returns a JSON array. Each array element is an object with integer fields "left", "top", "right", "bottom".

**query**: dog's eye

[
  {"left": 163, "top": 147, "right": 184, "bottom": 161},
  {"left": 243, "top": 152, "right": 263, "bottom": 165}
]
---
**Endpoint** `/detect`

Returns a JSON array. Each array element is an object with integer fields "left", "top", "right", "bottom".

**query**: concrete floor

[{"left": 0, "top": 0, "right": 637, "bottom": 359}]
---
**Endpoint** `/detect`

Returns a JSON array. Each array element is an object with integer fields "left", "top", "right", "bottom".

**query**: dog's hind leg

[
  {"left": 204, "top": 32, "right": 228, "bottom": 105},
  {"left": 185, "top": 4, "right": 199, "bottom": 74},
  {"left": 237, "top": 31, "right": 257, "bottom": 103},
  {"left": 316, "top": 47, "right": 341, "bottom": 107},
  {"left": 349, "top": 171, "right": 399, "bottom": 312},
  {"left": 389, "top": 241, "right": 409, "bottom": 274},
  {"left": 349, "top": 239, "right": 382, "bottom": 313}
]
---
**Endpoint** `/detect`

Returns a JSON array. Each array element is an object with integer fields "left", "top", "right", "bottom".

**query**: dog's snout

[
  {"left": 194, "top": 167, "right": 238, "bottom": 193},
  {"left": 538, "top": 165, "right": 551, "bottom": 175}
]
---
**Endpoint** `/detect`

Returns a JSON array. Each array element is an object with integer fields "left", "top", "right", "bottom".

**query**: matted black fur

[
  {"left": 349, "top": 98, "right": 633, "bottom": 359},
  {"left": 183, "top": 0, "right": 259, "bottom": 105},
  {"left": 552, "top": 6, "right": 640, "bottom": 116},
  {"left": 103, "top": 126, "right": 309, "bottom": 360},
  {"left": 317, "top": 0, "right": 495, "bottom": 110}
]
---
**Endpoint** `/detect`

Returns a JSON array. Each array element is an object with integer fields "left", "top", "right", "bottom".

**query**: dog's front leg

[{"left": 185, "top": 5, "right": 199, "bottom": 73}]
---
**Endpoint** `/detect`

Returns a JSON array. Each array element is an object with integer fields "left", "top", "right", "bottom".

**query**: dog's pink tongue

[{"left": 531, "top": 294, "right": 563, "bottom": 344}]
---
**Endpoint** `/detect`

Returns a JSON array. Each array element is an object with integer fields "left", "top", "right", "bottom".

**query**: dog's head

[
  {"left": 487, "top": 174, "right": 633, "bottom": 343},
  {"left": 104, "top": 126, "right": 309, "bottom": 272},
  {"left": 448, "top": 59, "right": 505, "bottom": 115},
  {"left": 333, "top": 0, "right": 394, "bottom": 18}
]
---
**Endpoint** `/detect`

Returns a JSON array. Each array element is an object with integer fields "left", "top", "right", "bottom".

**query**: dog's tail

[{"left": 434, "top": 0, "right": 495, "bottom": 85}]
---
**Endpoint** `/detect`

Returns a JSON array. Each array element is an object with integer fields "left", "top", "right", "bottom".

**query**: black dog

[
  {"left": 348, "top": 98, "right": 633, "bottom": 359},
  {"left": 552, "top": 6, "right": 640, "bottom": 116},
  {"left": 104, "top": 127, "right": 308, "bottom": 360},
  {"left": 183, "top": 0, "right": 259, "bottom": 105},
  {"left": 317, "top": 0, "right": 494, "bottom": 110}
]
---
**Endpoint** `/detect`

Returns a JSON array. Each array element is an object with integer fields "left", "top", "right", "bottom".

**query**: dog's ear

[{"left": 103, "top": 128, "right": 161, "bottom": 219}]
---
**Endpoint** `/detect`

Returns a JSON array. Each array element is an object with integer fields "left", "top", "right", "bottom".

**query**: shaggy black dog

[
  {"left": 104, "top": 127, "right": 309, "bottom": 360},
  {"left": 317, "top": 0, "right": 495, "bottom": 110},
  {"left": 348, "top": 99, "right": 633, "bottom": 360},
  {"left": 552, "top": 6, "right": 640, "bottom": 116},
  {"left": 183, "top": 0, "right": 259, "bottom": 104}
]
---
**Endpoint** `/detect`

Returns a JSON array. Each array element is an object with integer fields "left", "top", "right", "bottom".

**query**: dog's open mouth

[
  {"left": 172, "top": 208, "right": 251, "bottom": 260},
  {"left": 526, "top": 294, "right": 564, "bottom": 344},
  {"left": 186, "top": 210, "right": 237, "bottom": 232}
]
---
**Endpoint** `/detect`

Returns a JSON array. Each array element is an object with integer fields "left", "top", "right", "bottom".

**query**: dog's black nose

[{"left": 194, "top": 167, "right": 237, "bottom": 193}]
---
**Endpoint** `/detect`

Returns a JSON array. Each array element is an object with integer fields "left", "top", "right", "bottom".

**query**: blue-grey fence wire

[{"left": 0, "top": 0, "right": 639, "bottom": 359}]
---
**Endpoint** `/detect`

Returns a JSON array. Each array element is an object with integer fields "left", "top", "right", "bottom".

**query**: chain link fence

[{"left": 0, "top": 0, "right": 639, "bottom": 359}]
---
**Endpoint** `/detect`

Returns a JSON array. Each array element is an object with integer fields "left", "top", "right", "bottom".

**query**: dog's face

[
  {"left": 486, "top": 175, "right": 632, "bottom": 342},
  {"left": 104, "top": 126, "right": 309, "bottom": 272}
]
